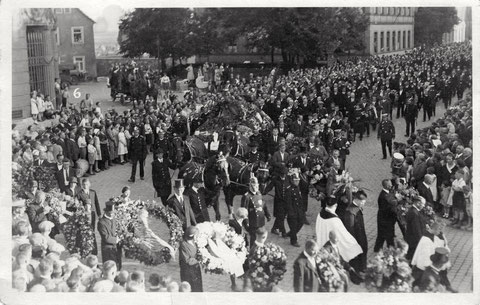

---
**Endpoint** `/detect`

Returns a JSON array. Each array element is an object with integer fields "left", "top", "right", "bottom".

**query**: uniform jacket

[
  {"left": 285, "top": 185, "right": 305, "bottom": 219},
  {"left": 241, "top": 191, "right": 270, "bottom": 230},
  {"left": 185, "top": 187, "right": 210, "bottom": 223},
  {"left": 377, "top": 120, "right": 395, "bottom": 141},
  {"left": 151, "top": 158, "right": 174, "bottom": 197},
  {"left": 128, "top": 135, "right": 147, "bottom": 160}
]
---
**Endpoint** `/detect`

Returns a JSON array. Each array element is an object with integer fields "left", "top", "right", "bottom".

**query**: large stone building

[
  {"left": 54, "top": 8, "right": 97, "bottom": 78},
  {"left": 442, "top": 7, "right": 472, "bottom": 44},
  {"left": 12, "top": 8, "right": 59, "bottom": 119},
  {"left": 363, "top": 7, "right": 417, "bottom": 56}
]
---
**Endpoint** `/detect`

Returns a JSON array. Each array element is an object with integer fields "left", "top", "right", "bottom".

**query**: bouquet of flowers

[
  {"left": 365, "top": 242, "right": 413, "bottom": 292},
  {"left": 44, "top": 188, "right": 66, "bottom": 226},
  {"left": 315, "top": 248, "right": 346, "bottom": 292},
  {"left": 395, "top": 187, "right": 419, "bottom": 218},
  {"left": 421, "top": 202, "right": 436, "bottom": 223},
  {"left": 247, "top": 242, "right": 287, "bottom": 292},
  {"left": 62, "top": 205, "right": 96, "bottom": 259},
  {"left": 12, "top": 160, "right": 57, "bottom": 198},
  {"left": 332, "top": 171, "right": 360, "bottom": 197},
  {"left": 195, "top": 221, "right": 248, "bottom": 275}
]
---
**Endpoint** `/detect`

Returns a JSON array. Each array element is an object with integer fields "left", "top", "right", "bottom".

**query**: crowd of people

[{"left": 13, "top": 40, "right": 472, "bottom": 292}]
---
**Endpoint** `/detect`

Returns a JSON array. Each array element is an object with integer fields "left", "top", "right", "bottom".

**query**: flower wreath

[
  {"left": 194, "top": 221, "right": 248, "bottom": 275},
  {"left": 62, "top": 206, "right": 96, "bottom": 259},
  {"left": 246, "top": 242, "right": 287, "bottom": 292},
  {"left": 113, "top": 198, "right": 184, "bottom": 266},
  {"left": 315, "top": 248, "right": 346, "bottom": 292}
]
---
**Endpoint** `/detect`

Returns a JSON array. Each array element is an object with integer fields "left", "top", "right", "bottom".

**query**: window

[
  {"left": 406, "top": 8, "right": 410, "bottom": 16},
  {"left": 379, "top": 7, "right": 383, "bottom": 14},
  {"left": 55, "top": 28, "right": 59, "bottom": 45},
  {"left": 392, "top": 31, "right": 396, "bottom": 50},
  {"left": 54, "top": 8, "right": 63, "bottom": 14},
  {"left": 403, "top": 30, "right": 406, "bottom": 49},
  {"left": 380, "top": 31, "right": 384, "bottom": 52},
  {"left": 386, "top": 31, "right": 390, "bottom": 52},
  {"left": 401, "top": 7, "right": 405, "bottom": 15},
  {"left": 227, "top": 44, "right": 238, "bottom": 53},
  {"left": 398, "top": 30, "right": 401, "bottom": 49},
  {"left": 373, "top": 7, "right": 377, "bottom": 14},
  {"left": 373, "top": 32, "right": 378, "bottom": 53},
  {"left": 71, "top": 27, "right": 84, "bottom": 44},
  {"left": 396, "top": 7, "right": 400, "bottom": 15},
  {"left": 408, "top": 30, "right": 411, "bottom": 48},
  {"left": 73, "top": 56, "right": 86, "bottom": 72},
  {"left": 64, "top": 8, "right": 71, "bottom": 13}
]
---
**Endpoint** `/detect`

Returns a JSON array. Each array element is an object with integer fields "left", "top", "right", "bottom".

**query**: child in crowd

[
  {"left": 87, "top": 137, "right": 97, "bottom": 175},
  {"left": 439, "top": 181, "right": 452, "bottom": 219}
]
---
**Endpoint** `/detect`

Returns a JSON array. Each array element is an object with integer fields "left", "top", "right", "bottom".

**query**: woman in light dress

[
  {"left": 207, "top": 226, "right": 245, "bottom": 290},
  {"left": 117, "top": 125, "right": 128, "bottom": 164},
  {"left": 30, "top": 91, "right": 39, "bottom": 124},
  {"left": 137, "top": 209, "right": 176, "bottom": 259}
]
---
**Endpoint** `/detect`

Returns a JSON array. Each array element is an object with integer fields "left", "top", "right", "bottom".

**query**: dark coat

[
  {"left": 405, "top": 206, "right": 426, "bottom": 259},
  {"left": 26, "top": 203, "right": 48, "bottom": 233},
  {"left": 377, "top": 190, "right": 398, "bottom": 226},
  {"left": 129, "top": 135, "right": 147, "bottom": 160},
  {"left": 179, "top": 240, "right": 203, "bottom": 292},
  {"left": 290, "top": 120, "right": 306, "bottom": 137},
  {"left": 263, "top": 176, "right": 290, "bottom": 218},
  {"left": 166, "top": 195, "right": 197, "bottom": 231},
  {"left": 417, "top": 266, "right": 442, "bottom": 292},
  {"left": 417, "top": 182, "right": 434, "bottom": 205},
  {"left": 269, "top": 151, "right": 290, "bottom": 177},
  {"left": 285, "top": 185, "right": 305, "bottom": 219},
  {"left": 293, "top": 252, "right": 320, "bottom": 292},
  {"left": 343, "top": 203, "right": 368, "bottom": 271},
  {"left": 151, "top": 158, "right": 174, "bottom": 198},
  {"left": 77, "top": 188, "right": 101, "bottom": 230},
  {"left": 55, "top": 166, "right": 75, "bottom": 193},
  {"left": 377, "top": 120, "right": 395, "bottom": 141},
  {"left": 65, "top": 138, "right": 80, "bottom": 162},
  {"left": 241, "top": 191, "right": 270, "bottom": 230},
  {"left": 185, "top": 188, "right": 210, "bottom": 223},
  {"left": 97, "top": 215, "right": 121, "bottom": 267}
]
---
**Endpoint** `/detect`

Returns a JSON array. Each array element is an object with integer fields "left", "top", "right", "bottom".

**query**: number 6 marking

[{"left": 73, "top": 88, "right": 81, "bottom": 99}]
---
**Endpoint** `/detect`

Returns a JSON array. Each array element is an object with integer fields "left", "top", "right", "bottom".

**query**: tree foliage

[{"left": 414, "top": 7, "right": 459, "bottom": 46}]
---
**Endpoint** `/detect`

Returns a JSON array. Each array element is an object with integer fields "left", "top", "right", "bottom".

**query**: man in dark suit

[
  {"left": 374, "top": 179, "right": 398, "bottom": 252},
  {"left": 289, "top": 145, "right": 313, "bottom": 173},
  {"left": 77, "top": 178, "right": 101, "bottom": 235},
  {"left": 245, "top": 142, "right": 264, "bottom": 164},
  {"left": 241, "top": 176, "right": 271, "bottom": 246},
  {"left": 270, "top": 144, "right": 290, "bottom": 179},
  {"left": 285, "top": 173, "right": 305, "bottom": 247},
  {"left": 404, "top": 97, "right": 418, "bottom": 137},
  {"left": 266, "top": 128, "right": 280, "bottom": 159},
  {"left": 290, "top": 115, "right": 305, "bottom": 138},
  {"left": 179, "top": 226, "right": 203, "bottom": 292},
  {"left": 396, "top": 85, "right": 407, "bottom": 118},
  {"left": 343, "top": 189, "right": 368, "bottom": 274},
  {"left": 65, "top": 132, "right": 80, "bottom": 164},
  {"left": 128, "top": 128, "right": 147, "bottom": 182},
  {"left": 55, "top": 158, "right": 74, "bottom": 193},
  {"left": 98, "top": 200, "right": 122, "bottom": 270},
  {"left": 377, "top": 114, "right": 395, "bottom": 159},
  {"left": 151, "top": 148, "right": 174, "bottom": 205},
  {"left": 416, "top": 247, "right": 450, "bottom": 292},
  {"left": 263, "top": 166, "right": 289, "bottom": 237},
  {"left": 405, "top": 197, "right": 427, "bottom": 260},
  {"left": 185, "top": 176, "right": 210, "bottom": 223},
  {"left": 64, "top": 177, "right": 80, "bottom": 198},
  {"left": 417, "top": 175, "right": 434, "bottom": 204},
  {"left": 293, "top": 239, "right": 320, "bottom": 292},
  {"left": 167, "top": 179, "right": 197, "bottom": 231}
]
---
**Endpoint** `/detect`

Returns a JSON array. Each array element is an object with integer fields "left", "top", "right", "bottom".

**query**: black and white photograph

[{"left": 1, "top": 1, "right": 478, "bottom": 304}]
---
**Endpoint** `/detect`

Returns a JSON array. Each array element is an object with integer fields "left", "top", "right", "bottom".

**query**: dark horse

[
  {"left": 170, "top": 136, "right": 209, "bottom": 169},
  {"left": 178, "top": 155, "right": 230, "bottom": 220},
  {"left": 223, "top": 156, "right": 271, "bottom": 218}
]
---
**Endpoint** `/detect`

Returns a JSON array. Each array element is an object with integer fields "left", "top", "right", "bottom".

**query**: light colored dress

[
  {"left": 31, "top": 98, "right": 39, "bottom": 115},
  {"left": 117, "top": 131, "right": 128, "bottom": 155},
  {"left": 94, "top": 136, "right": 102, "bottom": 161}
]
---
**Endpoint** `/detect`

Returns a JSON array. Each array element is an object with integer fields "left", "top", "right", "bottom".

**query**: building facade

[
  {"left": 442, "top": 7, "right": 472, "bottom": 44},
  {"left": 54, "top": 8, "right": 97, "bottom": 77},
  {"left": 363, "top": 7, "right": 417, "bottom": 56},
  {"left": 12, "top": 8, "right": 59, "bottom": 119}
]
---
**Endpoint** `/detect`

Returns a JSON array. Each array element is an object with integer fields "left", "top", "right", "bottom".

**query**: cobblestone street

[{"left": 62, "top": 83, "right": 472, "bottom": 293}]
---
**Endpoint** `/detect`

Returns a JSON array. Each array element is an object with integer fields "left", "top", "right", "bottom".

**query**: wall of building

[
  {"left": 12, "top": 8, "right": 59, "bottom": 119},
  {"left": 56, "top": 9, "right": 97, "bottom": 77}
]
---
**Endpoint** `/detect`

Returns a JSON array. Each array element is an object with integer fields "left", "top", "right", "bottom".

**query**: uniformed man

[
  {"left": 185, "top": 175, "right": 210, "bottom": 223},
  {"left": 152, "top": 148, "right": 175, "bottom": 205},
  {"left": 153, "top": 129, "right": 170, "bottom": 160},
  {"left": 241, "top": 176, "right": 271, "bottom": 247},
  {"left": 377, "top": 113, "right": 396, "bottom": 160},
  {"left": 285, "top": 173, "right": 306, "bottom": 247},
  {"left": 248, "top": 126, "right": 262, "bottom": 147},
  {"left": 171, "top": 113, "right": 188, "bottom": 140},
  {"left": 263, "top": 166, "right": 290, "bottom": 237},
  {"left": 245, "top": 141, "right": 264, "bottom": 164}
]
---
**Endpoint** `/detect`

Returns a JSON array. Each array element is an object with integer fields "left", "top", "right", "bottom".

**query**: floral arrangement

[
  {"left": 285, "top": 136, "right": 306, "bottom": 155},
  {"left": 195, "top": 221, "right": 248, "bottom": 275},
  {"left": 421, "top": 202, "right": 436, "bottom": 223},
  {"left": 332, "top": 171, "right": 360, "bottom": 197},
  {"left": 12, "top": 160, "right": 57, "bottom": 198},
  {"left": 246, "top": 242, "right": 287, "bottom": 292},
  {"left": 365, "top": 242, "right": 413, "bottom": 292},
  {"left": 62, "top": 205, "right": 96, "bottom": 259},
  {"left": 44, "top": 188, "right": 64, "bottom": 225},
  {"left": 315, "top": 248, "right": 346, "bottom": 292},
  {"left": 113, "top": 198, "right": 184, "bottom": 266}
]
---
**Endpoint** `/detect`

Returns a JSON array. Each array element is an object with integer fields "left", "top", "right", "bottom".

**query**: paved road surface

[{"left": 55, "top": 82, "right": 472, "bottom": 292}]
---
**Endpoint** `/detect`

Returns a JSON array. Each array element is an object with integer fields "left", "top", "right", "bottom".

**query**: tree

[{"left": 414, "top": 7, "right": 459, "bottom": 46}]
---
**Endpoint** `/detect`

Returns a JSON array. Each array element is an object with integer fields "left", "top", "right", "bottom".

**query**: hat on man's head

[
  {"left": 248, "top": 141, "right": 259, "bottom": 148},
  {"left": 193, "top": 175, "right": 203, "bottom": 184},
  {"left": 430, "top": 247, "right": 449, "bottom": 265},
  {"left": 104, "top": 200, "right": 115, "bottom": 212},
  {"left": 174, "top": 179, "right": 184, "bottom": 189},
  {"left": 69, "top": 176, "right": 78, "bottom": 184},
  {"left": 156, "top": 147, "right": 165, "bottom": 155},
  {"left": 299, "top": 145, "right": 307, "bottom": 153}
]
